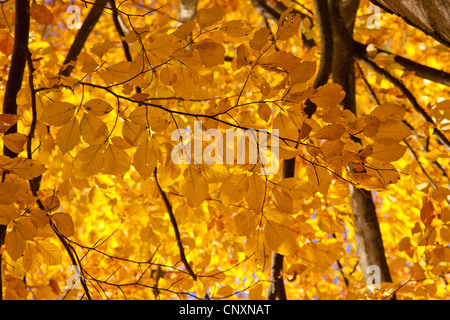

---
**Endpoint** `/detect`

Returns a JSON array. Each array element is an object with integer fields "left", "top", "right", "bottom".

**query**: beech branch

[
  {"left": 0, "top": 0, "right": 30, "bottom": 301},
  {"left": 356, "top": 54, "right": 450, "bottom": 151},
  {"left": 61, "top": 0, "right": 108, "bottom": 77},
  {"left": 154, "top": 169, "right": 199, "bottom": 284}
]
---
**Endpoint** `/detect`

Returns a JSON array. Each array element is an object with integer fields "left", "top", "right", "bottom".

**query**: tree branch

[
  {"left": 154, "top": 168, "right": 198, "bottom": 284},
  {"left": 356, "top": 54, "right": 450, "bottom": 151},
  {"left": 0, "top": 0, "right": 30, "bottom": 301},
  {"left": 61, "top": 0, "right": 108, "bottom": 77}
]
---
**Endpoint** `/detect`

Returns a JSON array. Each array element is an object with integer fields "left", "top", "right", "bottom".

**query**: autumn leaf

[
  {"left": 52, "top": 213, "right": 75, "bottom": 237},
  {"left": 91, "top": 40, "right": 118, "bottom": 59},
  {"left": 313, "top": 124, "right": 346, "bottom": 141},
  {"left": 265, "top": 221, "right": 296, "bottom": 256},
  {"left": 221, "top": 20, "right": 254, "bottom": 37},
  {"left": 220, "top": 173, "right": 249, "bottom": 205},
  {"left": 73, "top": 144, "right": 105, "bottom": 179},
  {"left": 180, "top": 166, "right": 209, "bottom": 206},
  {"left": 2, "top": 132, "right": 27, "bottom": 154},
  {"left": 56, "top": 117, "right": 81, "bottom": 154},
  {"left": 104, "top": 143, "right": 131, "bottom": 177},
  {"left": 83, "top": 99, "right": 113, "bottom": 117},
  {"left": 245, "top": 173, "right": 266, "bottom": 213},
  {"left": 10, "top": 160, "right": 47, "bottom": 180},
  {"left": 196, "top": 5, "right": 223, "bottom": 29},
  {"left": 307, "top": 164, "right": 332, "bottom": 196},
  {"left": 5, "top": 228, "right": 26, "bottom": 261},
  {"left": 249, "top": 27, "right": 271, "bottom": 51},
  {"left": 276, "top": 7, "right": 301, "bottom": 41},
  {"left": 192, "top": 38, "right": 225, "bottom": 67},
  {"left": 370, "top": 138, "right": 407, "bottom": 162},
  {"left": 42, "top": 101, "right": 77, "bottom": 127},
  {"left": 309, "top": 83, "right": 346, "bottom": 109},
  {"left": 30, "top": 4, "right": 54, "bottom": 25},
  {"left": 133, "top": 138, "right": 157, "bottom": 180}
]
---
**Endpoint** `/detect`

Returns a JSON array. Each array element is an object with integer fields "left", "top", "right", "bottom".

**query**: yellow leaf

[
  {"left": 73, "top": 144, "right": 105, "bottom": 179},
  {"left": 5, "top": 228, "right": 26, "bottom": 261},
  {"left": 2, "top": 133, "right": 27, "bottom": 154},
  {"left": 258, "top": 102, "right": 272, "bottom": 122},
  {"left": 103, "top": 143, "right": 130, "bottom": 177},
  {"left": 374, "top": 119, "right": 410, "bottom": 142},
  {"left": 16, "top": 218, "right": 37, "bottom": 241},
  {"left": 133, "top": 138, "right": 157, "bottom": 180},
  {"left": 249, "top": 27, "right": 271, "bottom": 51},
  {"left": 264, "top": 221, "right": 296, "bottom": 256},
  {"left": 160, "top": 66, "right": 178, "bottom": 86},
  {"left": 196, "top": 5, "right": 223, "bottom": 29},
  {"left": 131, "top": 93, "right": 150, "bottom": 102},
  {"left": 321, "top": 139, "right": 345, "bottom": 159},
  {"left": 173, "top": 20, "right": 196, "bottom": 40},
  {"left": 23, "top": 242, "right": 42, "bottom": 273},
  {"left": 83, "top": 99, "right": 113, "bottom": 117},
  {"left": 98, "top": 61, "right": 131, "bottom": 84},
  {"left": 221, "top": 20, "right": 254, "bottom": 37},
  {"left": 245, "top": 173, "right": 265, "bottom": 213},
  {"left": 192, "top": 38, "right": 225, "bottom": 67},
  {"left": 91, "top": 39, "right": 118, "bottom": 59},
  {"left": 259, "top": 51, "right": 300, "bottom": 73},
  {"left": 307, "top": 164, "right": 331, "bottom": 196},
  {"left": 420, "top": 199, "right": 434, "bottom": 229},
  {"left": 52, "top": 213, "right": 74, "bottom": 237},
  {"left": 290, "top": 60, "right": 316, "bottom": 84},
  {"left": 78, "top": 52, "right": 98, "bottom": 73},
  {"left": 371, "top": 103, "right": 406, "bottom": 121},
  {"left": 272, "top": 185, "right": 293, "bottom": 214},
  {"left": 436, "top": 100, "right": 450, "bottom": 110},
  {"left": 309, "top": 83, "right": 345, "bottom": 109},
  {"left": 180, "top": 166, "right": 209, "bottom": 206},
  {"left": 0, "top": 31, "right": 14, "bottom": 56},
  {"left": 216, "top": 285, "right": 234, "bottom": 298},
  {"left": 277, "top": 177, "right": 315, "bottom": 199},
  {"left": 30, "top": 209, "right": 48, "bottom": 229},
  {"left": 236, "top": 44, "right": 249, "bottom": 69},
  {"left": 370, "top": 138, "right": 407, "bottom": 162},
  {"left": 10, "top": 159, "right": 47, "bottom": 180},
  {"left": 313, "top": 124, "right": 346, "bottom": 141},
  {"left": 362, "top": 115, "right": 380, "bottom": 137},
  {"left": 0, "top": 204, "right": 19, "bottom": 224},
  {"left": 276, "top": 7, "right": 301, "bottom": 41},
  {"left": 0, "top": 182, "right": 19, "bottom": 205},
  {"left": 432, "top": 187, "right": 450, "bottom": 202},
  {"left": 220, "top": 173, "right": 249, "bottom": 205},
  {"left": 56, "top": 117, "right": 80, "bottom": 154},
  {"left": 0, "top": 113, "right": 18, "bottom": 133},
  {"left": 42, "top": 101, "right": 77, "bottom": 127},
  {"left": 35, "top": 240, "right": 61, "bottom": 265},
  {"left": 232, "top": 210, "right": 257, "bottom": 237},
  {"left": 80, "top": 113, "right": 109, "bottom": 144},
  {"left": 273, "top": 113, "right": 298, "bottom": 147},
  {"left": 30, "top": 4, "right": 54, "bottom": 25}
]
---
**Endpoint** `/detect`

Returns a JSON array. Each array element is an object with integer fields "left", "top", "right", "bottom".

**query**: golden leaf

[
  {"left": 2, "top": 133, "right": 27, "bottom": 154},
  {"left": 197, "top": 5, "right": 223, "bottom": 29},
  {"left": 30, "top": 4, "right": 54, "bottom": 25},
  {"left": 221, "top": 20, "right": 254, "bottom": 37}
]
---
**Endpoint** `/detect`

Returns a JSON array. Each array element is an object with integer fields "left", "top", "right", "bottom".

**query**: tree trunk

[
  {"left": 328, "top": 0, "right": 393, "bottom": 285},
  {"left": 0, "top": 0, "right": 30, "bottom": 301}
]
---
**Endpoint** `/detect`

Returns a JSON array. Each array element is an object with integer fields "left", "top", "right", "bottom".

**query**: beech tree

[{"left": 0, "top": 0, "right": 449, "bottom": 300}]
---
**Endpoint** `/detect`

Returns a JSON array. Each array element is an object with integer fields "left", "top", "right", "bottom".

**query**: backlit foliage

[{"left": 0, "top": 0, "right": 449, "bottom": 299}]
